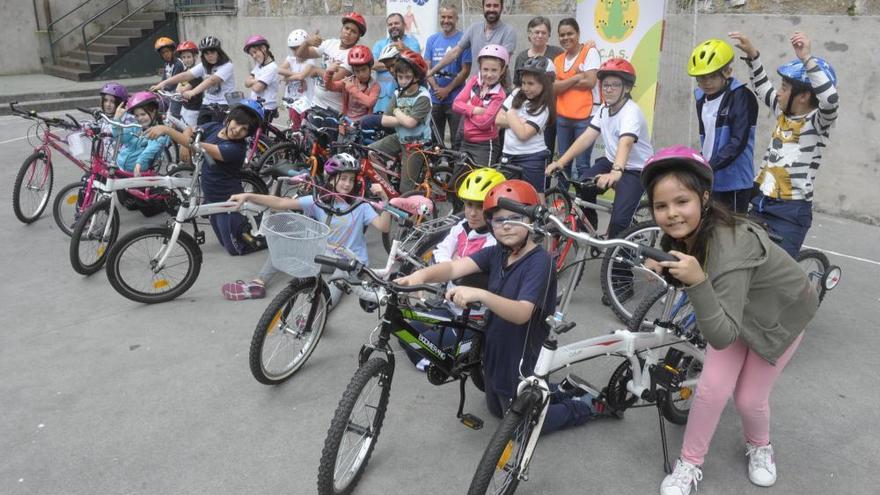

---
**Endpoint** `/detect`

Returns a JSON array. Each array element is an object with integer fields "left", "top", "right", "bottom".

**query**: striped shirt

[{"left": 747, "top": 55, "right": 839, "bottom": 201}]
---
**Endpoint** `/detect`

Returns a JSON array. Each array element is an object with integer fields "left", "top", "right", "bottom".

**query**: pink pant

[{"left": 680, "top": 333, "right": 803, "bottom": 465}]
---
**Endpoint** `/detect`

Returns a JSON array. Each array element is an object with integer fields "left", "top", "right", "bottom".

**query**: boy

[
  {"left": 729, "top": 31, "right": 839, "bottom": 257},
  {"left": 688, "top": 38, "right": 759, "bottom": 213},
  {"left": 324, "top": 45, "right": 380, "bottom": 122},
  {"left": 155, "top": 37, "right": 185, "bottom": 119}
]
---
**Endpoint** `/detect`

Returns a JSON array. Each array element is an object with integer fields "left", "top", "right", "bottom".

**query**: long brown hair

[{"left": 511, "top": 70, "right": 555, "bottom": 128}]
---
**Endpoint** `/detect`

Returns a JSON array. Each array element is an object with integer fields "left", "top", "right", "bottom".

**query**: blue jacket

[
  {"left": 695, "top": 78, "right": 758, "bottom": 192},
  {"left": 114, "top": 125, "right": 170, "bottom": 173}
]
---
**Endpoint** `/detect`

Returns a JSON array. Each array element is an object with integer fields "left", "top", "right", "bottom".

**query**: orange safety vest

[{"left": 554, "top": 42, "right": 596, "bottom": 120}]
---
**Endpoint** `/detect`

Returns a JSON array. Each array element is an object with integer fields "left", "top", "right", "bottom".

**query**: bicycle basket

[
  {"left": 67, "top": 131, "right": 91, "bottom": 161},
  {"left": 263, "top": 212, "right": 331, "bottom": 277}
]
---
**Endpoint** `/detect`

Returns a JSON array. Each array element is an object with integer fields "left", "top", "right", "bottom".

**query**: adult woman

[{"left": 513, "top": 16, "right": 563, "bottom": 157}]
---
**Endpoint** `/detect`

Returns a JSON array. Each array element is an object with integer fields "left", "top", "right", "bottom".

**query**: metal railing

[
  {"left": 173, "top": 0, "right": 236, "bottom": 14},
  {"left": 81, "top": 0, "right": 162, "bottom": 67}
]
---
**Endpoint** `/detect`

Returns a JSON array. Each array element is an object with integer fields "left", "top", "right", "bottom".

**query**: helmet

[
  {"left": 230, "top": 98, "right": 265, "bottom": 123},
  {"left": 396, "top": 49, "right": 428, "bottom": 81},
  {"left": 243, "top": 34, "right": 269, "bottom": 54},
  {"left": 378, "top": 44, "right": 399, "bottom": 63},
  {"left": 348, "top": 45, "right": 374, "bottom": 67},
  {"left": 458, "top": 168, "right": 507, "bottom": 202},
  {"left": 597, "top": 58, "right": 637, "bottom": 85},
  {"left": 342, "top": 12, "right": 367, "bottom": 36},
  {"left": 100, "top": 82, "right": 128, "bottom": 102},
  {"left": 777, "top": 57, "right": 837, "bottom": 89},
  {"left": 477, "top": 44, "right": 510, "bottom": 66},
  {"left": 641, "top": 145, "right": 714, "bottom": 189},
  {"left": 154, "top": 37, "right": 175, "bottom": 53},
  {"left": 483, "top": 180, "right": 541, "bottom": 216},
  {"left": 287, "top": 29, "right": 308, "bottom": 48},
  {"left": 126, "top": 91, "right": 160, "bottom": 112},
  {"left": 517, "top": 56, "right": 550, "bottom": 77},
  {"left": 176, "top": 40, "right": 199, "bottom": 54},
  {"left": 324, "top": 153, "right": 361, "bottom": 176},
  {"left": 199, "top": 36, "right": 222, "bottom": 51},
  {"left": 688, "top": 39, "right": 735, "bottom": 77}
]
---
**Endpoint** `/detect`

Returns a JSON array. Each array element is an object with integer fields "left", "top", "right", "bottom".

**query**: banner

[
  {"left": 578, "top": 0, "right": 668, "bottom": 131},
  {"left": 385, "top": 0, "right": 438, "bottom": 50}
]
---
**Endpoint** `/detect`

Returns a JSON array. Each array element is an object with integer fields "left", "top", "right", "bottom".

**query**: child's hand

[
  {"left": 181, "top": 90, "right": 195, "bottom": 101},
  {"left": 306, "top": 31, "right": 322, "bottom": 47},
  {"left": 596, "top": 171, "right": 620, "bottom": 190},
  {"left": 659, "top": 251, "right": 707, "bottom": 287},
  {"left": 728, "top": 32, "right": 758, "bottom": 59},
  {"left": 326, "top": 62, "right": 340, "bottom": 75},
  {"left": 446, "top": 286, "right": 484, "bottom": 307},
  {"left": 113, "top": 104, "right": 127, "bottom": 120},
  {"left": 229, "top": 193, "right": 251, "bottom": 205},
  {"left": 545, "top": 161, "right": 561, "bottom": 176},
  {"left": 472, "top": 107, "right": 486, "bottom": 116},
  {"left": 394, "top": 273, "right": 423, "bottom": 286},
  {"left": 790, "top": 31, "right": 812, "bottom": 61},
  {"left": 144, "top": 126, "right": 166, "bottom": 139},
  {"left": 133, "top": 164, "right": 142, "bottom": 177},
  {"left": 643, "top": 258, "right": 663, "bottom": 275},
  {"left": 370, "top": 183, "right": 387, "bottom": 199},
  {"left": 176, "top": 82, "right": 190, "bottom": 92},
  {"left": 149, "top": 83, "right": 163, "bottom": 92}
]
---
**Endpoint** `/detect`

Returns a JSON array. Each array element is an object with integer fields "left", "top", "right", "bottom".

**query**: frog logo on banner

[{"left": 594, "top": 0, "right": 640, "bottom": 43}]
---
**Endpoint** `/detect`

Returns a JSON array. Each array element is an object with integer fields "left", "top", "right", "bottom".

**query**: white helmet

[
  {"left": 378, "top": 44, "right": 399, "bottom": 62},
  {"left": 287, "top": 29, "right": 308, "bottom": 48}
]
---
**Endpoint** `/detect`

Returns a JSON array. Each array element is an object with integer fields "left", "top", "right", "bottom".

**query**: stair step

[
  {"left": 67, "top": 50, "right": 112, "bottom": 64},
  {"left": 99, "top": 35, "right": 138, "bottom": 45},
  {"left": 117, "top": 20, "right": 159, "bottom": 30},
  {"left": 58, "top": 58, "right": 98, "bottom": 72},
  {"left": 102, "top": 27, "right": 148, "bottom": 38},
  {"left": 0, "top": 95, "right": 102, "bottom": 116},
  {"left": 128, "top": 11, "right": 168, "bottom": 22},
  {"left": 89, "top": 43, "right": 123, "bottom": 55},
  {"left": 42, "top": 65, "right": 92, "bottom": 82},
  {"left": 0, "top": 81, "right": 154, "bottom": 106}
]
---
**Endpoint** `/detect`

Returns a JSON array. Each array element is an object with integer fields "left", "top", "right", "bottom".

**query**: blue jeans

[
  {"left": 713, "top": 188, "right": 751, "bottom": 214},
  {"left": 556, "top": 115, "right": 593, "bottom": 191},
  {"left": 580, "top": 157, "right": 645, "bottom": 238},
  {"left": 485, "top": 381, "right": 594, "bottom": 434},
  {"left": 503, "top": 150, "right": 550, "bottom": 193},
  {"left": 749, "top": 194, "right": 812, "bottom": 257}
]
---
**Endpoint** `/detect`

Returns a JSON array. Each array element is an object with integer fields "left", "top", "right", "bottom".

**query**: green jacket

[{"left": 685, "top": 220, "right": 818, "bottom": 364}]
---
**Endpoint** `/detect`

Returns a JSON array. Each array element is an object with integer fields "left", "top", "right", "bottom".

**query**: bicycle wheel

[
  {"left": 429, "top": 165, "right": 460, "bottom": 214},
  {"left": 468, "top": 390, "right": 542, "bottom": 495},
  {"left": 660, "top": 346, "right": 704, "bottom": 425},
  {"left": 69, "top": 198, "right": 120, "bottom": 275},
  {"left": 544, "top": 188, "right": 572, "bottom": 221},
  {"left": 599, "top": 220, "right": 666, "bottom": 323},
  {"left": 241, "top": 172, "right": 269, "bottom": 195},
  {"left": 627, "top": 287, "right": 694, "bottom": 334},
  {"left": 249, "top": 277, "right": 329, "bottom": 385},
  {"left": 399, "top": 230, "right": 447, "bottom": 275},
  {"left": 13, "top": 151, "right": 53, "bottom": 224},
  {"left": 255, "top": 140, "right": 305, "bottom": 172},
  {"left": 381, "top": 191, "right": 438, "bottom": 253},
  {"left": 317, "top": 357, "right": 393, "bottom": 495},
  {"left": 105, "top": 226, "right": 203, "bottom": 304},
  {"left": 52, "top": 181, "right": 85, "bottom": 236},
  {"left": 795, "top": 249, "right": 830, "bottom": 305}
]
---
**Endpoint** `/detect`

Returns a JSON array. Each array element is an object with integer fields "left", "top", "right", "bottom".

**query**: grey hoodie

[{"left": 685, "top": 220, "right": 818, "bottom": 364}]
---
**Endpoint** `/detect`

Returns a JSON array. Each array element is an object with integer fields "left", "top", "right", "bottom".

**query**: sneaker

[
  {"left": 241, "top": 232, "right": 268, "bottom": 252},
  {"left": 222, "top": 280, "right": 266, "bottom": 301},
  {"left": 415, "top": 358, "right": 430, "bottom": 372},
  {"left": 557, "top": 374, "right": 592, "bottom": 397},
  {"left": 746, "top": 442, "right": 777, "bottom": 487},
  {"left": 660, "top": 459, "right": 703, "bottom": 495},
  {"left": 573, "top": 392, "right": 616, "bottom": 418}
]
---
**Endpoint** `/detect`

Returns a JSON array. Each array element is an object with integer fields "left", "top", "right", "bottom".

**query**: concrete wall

[{"left": 0, "top": 1, "right": 43, "bottom": 74}]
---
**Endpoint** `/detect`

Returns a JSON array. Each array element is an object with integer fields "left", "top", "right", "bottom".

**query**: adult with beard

[
  {"left": 372, "top": 12, "right": 421, "bottom": 114},
  {"left": 424, "top": 3, "right": 471, "bottom": 148},
  {"left": 297, "top": 12, "right": 367, "bottom": 114}
]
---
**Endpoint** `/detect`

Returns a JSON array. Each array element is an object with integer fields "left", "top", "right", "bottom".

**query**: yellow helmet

[
  {"left": 688, "top": 39, "right": 735, "bottom": 76},
  {"left": 457, "top": 167, "right": 507, "bottom": 203}
]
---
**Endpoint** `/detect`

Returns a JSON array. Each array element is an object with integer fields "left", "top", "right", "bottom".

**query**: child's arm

[
  {"left": 596, "top": 135, "right": 635, "bottom": 189},
  {"left": 149, "top": 70, "right": 193, "bottom": 92},
  {"left": 229, "top": 192, "right": 303, "bottom": 210},
  {"left": 277, "top": 58, "right": 292, "bottom": 75},
  {"left": 546, "top": 126, "right": 600, "bottom": 174},
  {"left": 132, "top": 135, "right": 170, "bottom": 174},
  {"left": 396, "top": 257, "right": 481, "bottom": 285},
  {"left": 446, "top": 286, "right": 536, "bottom": 325},
  {"left": 502, "top": 107, "right": 539, "bottom": 141},
  {"left": 730, "top": 32, "right": 780, "bottom": 116},
  {"left": 792, "top": 32, "right": 839, "bottom": 131},
  {"left": 324, "top": 72, "right": 346, "bottom": 92},
  {"left": 348, "top": 81, "right": 380, "bottom": 109},
  {"left": 185, "top": 74, "right": 223, "bottom": 98},
  {"left": 391, "top": 94, "right": 430, "bottom": 129},
  {"left": 452, "top": 77, "right": 477, "bottom": 116},
  {"left": 468, "top": 92, "right": 505, "bottom": 130},
  {"left": 145, "top": 125, "right": 227, "bottom": 163},
  {"left": 368, "top": 184, "right": 392, "bottom": 233}
]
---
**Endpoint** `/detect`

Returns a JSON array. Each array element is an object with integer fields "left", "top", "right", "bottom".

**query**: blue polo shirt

[{"left": 424, "top": 30, "right": 472, "bottom": 105}]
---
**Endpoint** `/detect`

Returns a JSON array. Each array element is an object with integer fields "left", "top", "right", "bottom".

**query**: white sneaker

[
  {"left": 746, "top": 442, "right": 777, "bottom": 487},
  {"left": 660, "top": 459, "right": 703, "bottom": 495},
  {"left": 415, "top": 358, "right": 430, "bottom": 372}
]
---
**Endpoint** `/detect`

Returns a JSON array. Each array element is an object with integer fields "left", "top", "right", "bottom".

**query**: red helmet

[
  {"left": 176, "top": 40, "right": 199, "bottom": 53},
  {"left": 348, "top": 45, "right": 374, "bottom": 67},
  {"left": 342, "top": 12, "right": 367, "bottom": 36},
  {"left": 396, "top": 49, "right": 428, "bottom": 81},
  {"left": 641, "top": 145, "right": 714, "bottom": 189},
  {"left": 597, "top": 58, "right": 637, "bottom": 85},
  {"left": 483, "top": 180, "right": 541, "bottom": 216}
]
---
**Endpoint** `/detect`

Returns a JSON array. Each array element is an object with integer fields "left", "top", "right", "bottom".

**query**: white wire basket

[
  {"left": 263, "top": 212, "right": 331, "bottom": 278},
  {"left": 67, "top": 131, "right": 91, "bottom": 161}
]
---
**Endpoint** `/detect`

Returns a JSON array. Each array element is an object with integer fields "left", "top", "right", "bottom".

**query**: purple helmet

[
  {"left": 641, "top": 145, "right": 714, "bottom": 189},
  {"left": 126, "top": 91, "right": 161, "bottom": 112},
  {"left": 243, "top": 35, "right": 270, "bottom": 53},
  {"left": 323, "top": 153, "right": 360, "bottom": 177},
  {"left": 100, "top": 82, "right": 128, "bottom": 101}
]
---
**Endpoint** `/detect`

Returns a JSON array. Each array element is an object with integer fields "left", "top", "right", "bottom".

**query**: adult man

[
  {"left": 297, "top": 12, "right": 367, "bottom": 114},
  {"left": 424, "top": 3, "right": 471, "bottom": 148},
  {"left": 426, "top": 0, "right": 516, "bottom": 79},
  {"left": 372, "top": 12, "right": 422, "bottom": 113}
]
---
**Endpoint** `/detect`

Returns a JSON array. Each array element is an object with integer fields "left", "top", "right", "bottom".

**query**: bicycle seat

[
  {"left": 389, "top": 195, "right": 434, "bottom": 216},
  {"left": 261, "top": 160, "right": 308, "bottom": 179}
]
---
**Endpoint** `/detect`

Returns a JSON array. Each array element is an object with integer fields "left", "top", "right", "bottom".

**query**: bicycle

[{"left": 465, "top": 198, "right": 705, "bottom": 494}]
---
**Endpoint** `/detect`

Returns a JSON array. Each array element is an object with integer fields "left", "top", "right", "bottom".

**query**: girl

[
  {"left": 453, "top": 44, "right": 509, "bottom": 167},
  {"left": 112, "top": 91, "right": 170, "bottom": 177},
  {"left": 243, "top": 35, "right": 280, "bottom": 122},
  {"left": 496, "top": 56, "right": 555, "bottom": 197},
  {"left": 278, "top": 29, "right": 316, "bottom": 130},
  {"left": 174, "top": 40, "right": 203, "bottom": 128},
  {"left": 150, "top": 36, "right": 236, "bottom": 125},
  {"left": 638, "top": 146, "right": 818, "bottom": 495},
  {"left": 324, "top": 45, "right": 379, "bottom": 122},
  {"left": 222, "top": 153, "right": 392, "bottom": 302}
]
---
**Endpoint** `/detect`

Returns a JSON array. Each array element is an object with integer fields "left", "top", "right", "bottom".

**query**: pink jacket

[{"left": 452, "top": 75, "right": 506, "bottom": 143}]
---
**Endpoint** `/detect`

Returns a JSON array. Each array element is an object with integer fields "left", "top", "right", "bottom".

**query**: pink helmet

[
  {"left": 477, "top": 44, "right": 510, "bottom": 66},
  {"left": 641, "top": 145, "right": 713, "bottom": 189},
  {"left": 243, "top": 35, "right": 270, "bottom": 53},
  {"left": 100, "top": 82, "right": 128, "bottom": 102},
  {"left": 126, "top": 91, "right": 161, "bottom": 112}
]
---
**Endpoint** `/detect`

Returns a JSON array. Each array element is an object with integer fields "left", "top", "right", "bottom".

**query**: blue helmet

[
  {"left": 777, "top": 57, "right": 837, "bottom": 89},
  {"left": 231, "top": 98, "right": 265, "bottom": 122}
]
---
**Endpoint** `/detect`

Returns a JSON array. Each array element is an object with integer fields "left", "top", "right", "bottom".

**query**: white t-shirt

[
  {"left": 700, "top": 94, "right": 723, "bottom": 160},
  {"left": 579, "top": 47, "right": 602, "bottom": 116},
  {"left": 312, "top": 39, "right": 352, "bottom": 113},
  {"left": 190, "top": 62, "right": 236, "bottom": 106},
  {"left": 284, "top": 56, "right": 316, "bottom": 101},
  {"left": 249, "top": 61, "right": 279, "bottom": 110},
  {"left": 590, "top": 99, "right": 654, "bottom": 170},
  {"left": 501, "top": 89, "right": 550, "bottom": 155}
]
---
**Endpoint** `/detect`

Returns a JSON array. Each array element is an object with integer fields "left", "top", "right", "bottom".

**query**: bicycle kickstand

[
  {"left": 456, "top": 376, "right": 483, "bottom": 430},
  {"left": 655, "top": 395, "right": 672, "bottom": 474}
]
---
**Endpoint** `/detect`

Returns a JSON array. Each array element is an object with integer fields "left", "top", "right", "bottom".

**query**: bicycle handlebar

[
  {"left": 98, "top": 114, "right": 142, "bottom": 129},
  {"left": 154, "top": 90, "right": 184, "bottom": 102},
  {"left": 314, "top": 255, "right": 444, "bottom": 296},
  {"left": 9, "top": 101, "right": 79, "bottom": 130}
]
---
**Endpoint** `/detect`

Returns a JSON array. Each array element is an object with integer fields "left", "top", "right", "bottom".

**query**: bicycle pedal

[
  {"left": 460, "top": 413, "right": 483, "bottom": 430},
  {"left": 194, "top": 231, "right": 206, "bottom": 245}
]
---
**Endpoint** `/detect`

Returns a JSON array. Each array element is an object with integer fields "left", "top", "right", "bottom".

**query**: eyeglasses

[
  {"left": 601, "top": 81, "right": 624, "bottom": 90},
  {"left": 490, "top": 214, "right": 526, "bottom": 227}
]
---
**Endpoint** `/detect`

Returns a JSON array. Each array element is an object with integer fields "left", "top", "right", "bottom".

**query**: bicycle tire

[
  {"left": 468, "top": 391, "right": 542, "bottom": 495},
  {"left": 795, "top": 249, "right": 830, "bottom": 305},
  {"left": 544, "top": 187, "right": 573, "bottom": 221},
  {"left": 429, "top": 164, "right": 460, "bottom": 214},
  {"left": 660, "top": 347, "right": 703, "bottom": 425},
  {"left": 317, "top": 357, "right": 393, "bottom": 495},
  {"left": 381, "top": 191, "right": 438, "bottom": 254},
  {"left": 13, "top": 151, "right": 53, "bottom": 224},
  {"left": 105, "top": 226, "right": 203, "bottom": 304},
  {"left": 52, "top": 181, "right": 86, "bottom": 236},
  {"left": 599, "top": 220, "right": 665, "bottom": 323},
  {"left": 399, "top": 230, "right": 448, "bottom": 275},
  {"left": 69, "top": 198, "right": 120, "bottom": 275},
  {"left": 254, "top": 140, "right": 306, "bottom": 173},
  {"left": 249, "top": 277, "right": 329, "bottom": 385}
]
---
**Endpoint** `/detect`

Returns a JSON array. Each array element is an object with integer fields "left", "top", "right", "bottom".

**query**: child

[
  {"left": 368, "top": 49, "right": 433, "bottom": 193},
  {"left": 496, "top": 56, "right": 554, "bottom": 197},
  {"left": 222, "top": 153, "right": 392, "bottom": 302},
  {"left": 146, "top": 100, "right": 265, "bottom": 255},
  {"left": 639, "top": 146, "right": 818, "bottom": 495},
  {"left": 112, "top": 92, "right": 170, "bottom": 177},
  {"left": 729, "top": 31, "right": 839, "bottom": 257},
  {"left": 688, "top": 38, "right": 758, "bottom": 214},
  {"left": 453, "top": 44, "right": 509, "bottom": 167},
  {"left": 155, "top": 37, "right": 184, "bottom": 119},
  {"left": 243, "top": 35, "right": 280, "bottom": 122},
  {"left": 150, "top": 36, "right": 236, "bottom": 125},
  {"left": 174, "top": 40, "right": 203, "bottom": 128},
  {"left": 397, "top": 180, "right": 606, "bottom": 433},
  {"left": 324, "top": 45, "right": 379, "bottom": 122},
  {"left": 278, "top": 29, "right": 316, "bottom": 130},
  {"left": 546, "top": 58, "right": 654, "bottom": 238}
]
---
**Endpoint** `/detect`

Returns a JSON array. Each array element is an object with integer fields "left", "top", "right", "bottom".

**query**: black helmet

[
  {"left": 199, "top": 36, "right": 222, "bottom": 50},
  {"left": 517, "top": 56, "right": 550, "bottom": 77}
]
